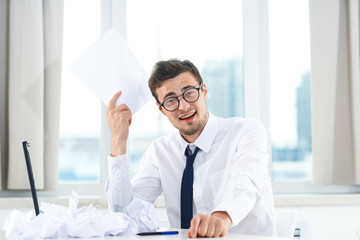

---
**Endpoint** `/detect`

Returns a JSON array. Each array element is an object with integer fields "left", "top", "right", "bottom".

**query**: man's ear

[{"left": 202, "top": 83, "right": 208, "bottom": 101}]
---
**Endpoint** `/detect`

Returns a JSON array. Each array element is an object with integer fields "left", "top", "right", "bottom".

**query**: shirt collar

[{"left": 178, "top": 112, "right": 218, "bottom": 154}]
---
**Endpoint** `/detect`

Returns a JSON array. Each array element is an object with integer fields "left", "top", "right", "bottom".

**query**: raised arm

[{"left": 105, "top": 91, "right": 133, "bottom": 212}]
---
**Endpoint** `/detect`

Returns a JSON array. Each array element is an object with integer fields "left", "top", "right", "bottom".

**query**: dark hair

[{"left": 148, "top": 59, "right": 203, "bottom": 102}]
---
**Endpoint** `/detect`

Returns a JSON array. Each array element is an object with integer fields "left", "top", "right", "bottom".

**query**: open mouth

[{"left": 179, "top": 111, "right": 196, "bottom": 120}]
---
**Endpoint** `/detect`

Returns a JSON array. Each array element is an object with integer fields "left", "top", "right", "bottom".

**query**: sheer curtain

[
  {"left": 5, "top": 0, "right": 64, "bottom": 190},
  {"left": 310, "top": 0, "right": 360, "bottom": 184}
]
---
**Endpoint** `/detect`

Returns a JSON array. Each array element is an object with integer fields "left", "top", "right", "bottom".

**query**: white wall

[{"left": 279, "top": 205, "right": 360, "bottom": 240}]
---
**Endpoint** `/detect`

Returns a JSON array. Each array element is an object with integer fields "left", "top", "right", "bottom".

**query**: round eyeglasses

[{"left": 158, "top": 83, "right": 203, "bottom": 112}]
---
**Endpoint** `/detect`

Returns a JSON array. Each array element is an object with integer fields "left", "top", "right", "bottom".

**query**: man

[{"left": 105, "top": 59, "right": 277, "bottom": 238}]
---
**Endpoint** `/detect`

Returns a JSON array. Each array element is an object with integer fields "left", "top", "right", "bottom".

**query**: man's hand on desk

[{"left": 187, "top": 211, "right": 232, "bottom": 238}]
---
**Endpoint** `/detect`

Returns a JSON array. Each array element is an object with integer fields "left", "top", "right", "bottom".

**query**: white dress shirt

[{"left": 105, "top": 113, "right": 277, "bottom": 236}]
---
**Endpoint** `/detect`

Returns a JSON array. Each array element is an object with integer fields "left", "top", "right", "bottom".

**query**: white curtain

[
  {"left": 7, "top": 0, "right": 64, "bottom": 190},
  {"left": 310, "top": 0, "right": 360, "bottom": 184}
]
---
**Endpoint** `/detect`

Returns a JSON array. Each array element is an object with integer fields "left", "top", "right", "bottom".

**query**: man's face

[{"left": 155, "top": 72, "right": 209, "bottom": 142}]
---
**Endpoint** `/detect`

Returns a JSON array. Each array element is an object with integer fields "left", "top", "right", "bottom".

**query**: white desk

[{"left": 54, "top": 229, "right": 291, "bottom": 240}]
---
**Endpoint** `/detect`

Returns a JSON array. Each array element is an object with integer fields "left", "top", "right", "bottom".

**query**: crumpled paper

[
  {"left": 2, "top": 192, "right": 159, "bottom": 239},
  {"left": 127, "top": 198, "right": 160, "bottom": 232}
]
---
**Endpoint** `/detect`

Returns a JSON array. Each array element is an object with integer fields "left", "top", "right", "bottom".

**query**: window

[
  {"left": 57, "top": 0, "right": 313, "bottom": 194},
  {"left": 126, "top": 0, "right": 244, "bottom": 175},
  {"left": 268, "top": 0, "right": 312, "bottom": 181},
  {"left": 59, "top": 0, "right": 102, "bottom": 182}
]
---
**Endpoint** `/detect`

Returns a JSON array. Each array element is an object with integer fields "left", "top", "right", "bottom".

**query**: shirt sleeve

[
  {"left": 104, "top": 154, "right": 132, "bottom": 212},
  {"left": 212, "top": 119, "right": 270, "bottom": 226},
  {"left": 131, "top": 143, "right": 163, "bottom": 203},
  {"left": 104, "top": 144, "right": 163, "bottom": 212}
]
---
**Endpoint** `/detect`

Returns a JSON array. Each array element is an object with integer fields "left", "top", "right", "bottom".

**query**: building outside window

[{"left": 268, "top": 0, "right": 312, "bottom": 181}]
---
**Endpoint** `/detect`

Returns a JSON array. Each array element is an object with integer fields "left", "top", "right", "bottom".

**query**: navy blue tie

[{"left": 181, "top": 146, "right": 200, "bottom": 229}]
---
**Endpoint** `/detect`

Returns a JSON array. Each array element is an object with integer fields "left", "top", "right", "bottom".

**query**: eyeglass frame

[{"left": 157, "top": 83, "right": 203, "bottom": 112}]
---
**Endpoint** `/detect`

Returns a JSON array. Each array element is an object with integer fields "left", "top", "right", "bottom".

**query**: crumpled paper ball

[
  {"left": 127, "top": 197, "right": 160, "bottom": 232},
  {"left": 2, "top": 192, "right": 159, "bottom": 239}
]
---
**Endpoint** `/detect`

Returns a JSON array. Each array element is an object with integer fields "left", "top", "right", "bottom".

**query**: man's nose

[{"left": 178, "top": 96, "right": 190, "bottom": 111}]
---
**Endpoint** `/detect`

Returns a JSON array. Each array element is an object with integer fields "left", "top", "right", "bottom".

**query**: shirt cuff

[
  {"left": 108, "top": 153, "right": 128, "bottom": 178},
  {"left": 212, "top": 191, "right": 256, "bottom": 226}
]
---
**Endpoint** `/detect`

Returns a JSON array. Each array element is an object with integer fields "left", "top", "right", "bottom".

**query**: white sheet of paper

[{"left": 70, "top": 28, "right": 151, "bottom": 114}]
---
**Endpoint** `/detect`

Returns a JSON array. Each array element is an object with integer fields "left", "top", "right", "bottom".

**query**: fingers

[
  {"left": 106, "top": 92, "right": 133, "bottom": 156},
  {"left": 196, "top": 215, "right": 210, "bottom": 237},
  {"left": 188, "top": 215, "right": 201, "bottom": 238},
  {"left": 108, "top": 91, "right": 122, "bottom": 111},
  {"left": 187, "top": 214, "right": 230, "bottom": 238},
  {"left": 106, "top": 91, "right": 132, "bottom": 123},
  {"left": 107, "top": 91, "right": 132, "bottom": 125},
  {"left": 212, "top": 220, "right": 226, "bottom": 238},
  {"left": 205, "top": 217, "right": 216, "bottom": 237},
  {"left": 107, "top": 102, "right": 132, "bottom": 125},
  {"left": 107, "top": 104, "right": 132, "bottom": 156}
]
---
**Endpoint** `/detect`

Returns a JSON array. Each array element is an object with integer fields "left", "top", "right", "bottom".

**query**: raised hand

[{"left": 106, "top": 91, "right": 132, "bottom": 157}]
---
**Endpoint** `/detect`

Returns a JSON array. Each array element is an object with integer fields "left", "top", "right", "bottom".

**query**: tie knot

[
  {"left": 184, "top": 146, "right": 200, "bottom": 166},
  {"left": 185, "top": 145, "right": 199, "bottom": 156}
]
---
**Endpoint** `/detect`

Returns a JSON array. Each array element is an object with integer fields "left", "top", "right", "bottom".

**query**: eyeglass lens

[{"left": 163, "top": 88, "right": 199, "bottom": 111}]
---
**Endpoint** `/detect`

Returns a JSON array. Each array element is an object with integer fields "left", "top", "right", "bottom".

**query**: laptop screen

[{"left": 22, "top": 141, "right": 40, "bottom": 216}]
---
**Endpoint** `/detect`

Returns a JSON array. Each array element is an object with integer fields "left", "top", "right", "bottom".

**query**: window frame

[
  {"left": 56, "top": 0, "right": 127, "bottom": 197},
  {"left": 55, "top": 0, "right": 269, "bottom": 197},
  {"left": 243, "top": 0, "right": 360, "bottom": 194},
  {"left": 9, "top": 0, "right": 359, "bottom": 198}
]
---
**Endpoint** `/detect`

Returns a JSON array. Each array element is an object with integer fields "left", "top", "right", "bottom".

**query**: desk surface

[{"left": 54, "top": 229, "right": 291, "bottom": 240}]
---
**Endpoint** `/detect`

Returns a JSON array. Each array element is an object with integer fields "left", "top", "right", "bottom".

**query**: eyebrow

[{"left": 161, "top": 85, "right": 196, "bottom": 102}]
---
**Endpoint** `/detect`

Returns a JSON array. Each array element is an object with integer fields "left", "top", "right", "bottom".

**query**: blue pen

[{"left": 137, "top": 231, "right": 179, "bottom": 236}]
